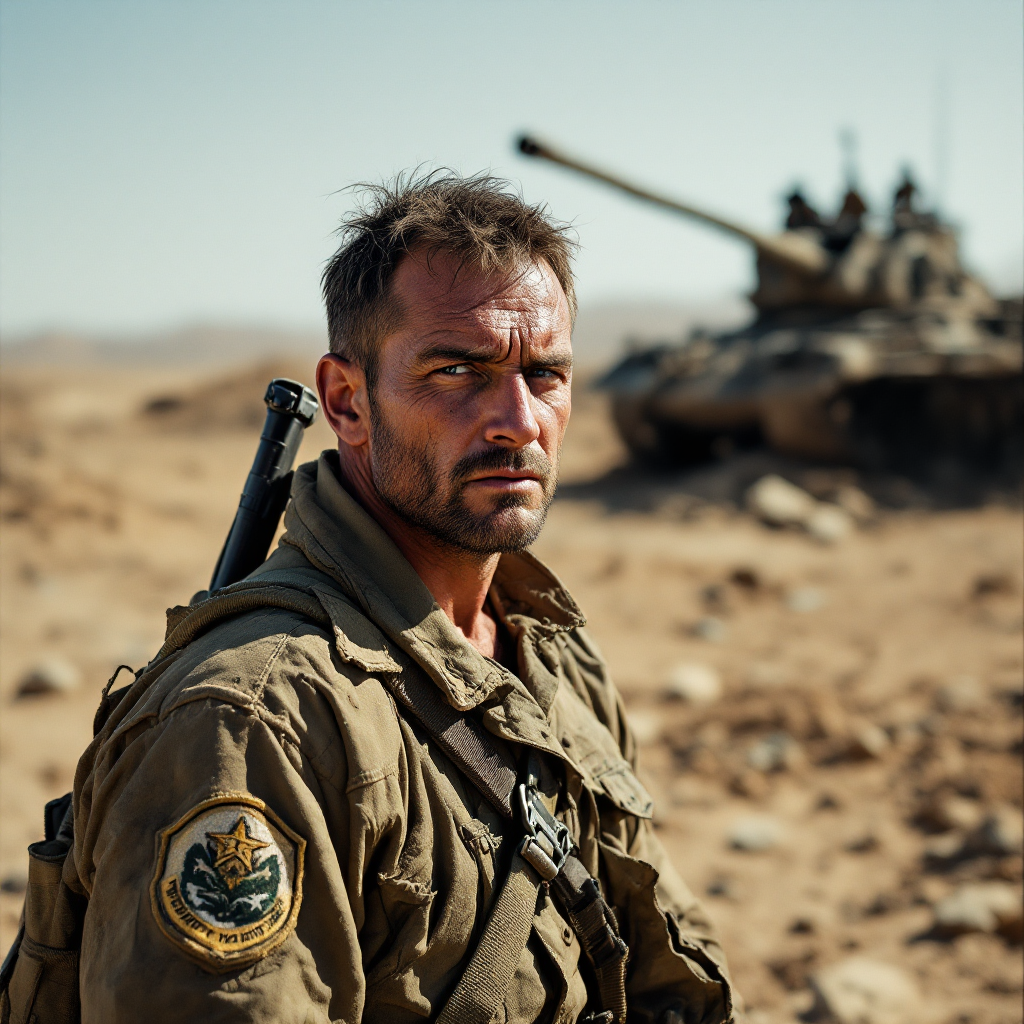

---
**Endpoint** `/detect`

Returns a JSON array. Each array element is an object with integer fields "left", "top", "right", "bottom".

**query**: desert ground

[{"left": 1, "top": 357, "right": 1021, "bottom": 1023}]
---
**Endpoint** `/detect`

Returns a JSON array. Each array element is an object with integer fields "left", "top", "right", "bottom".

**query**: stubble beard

[{"left": 368, "top": 406, "right": 557, "bottom": 555}]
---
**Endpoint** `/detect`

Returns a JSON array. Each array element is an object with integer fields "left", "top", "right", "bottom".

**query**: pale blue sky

[{"left": 1, "top": 0, "right": 1021, "bottom": 336}]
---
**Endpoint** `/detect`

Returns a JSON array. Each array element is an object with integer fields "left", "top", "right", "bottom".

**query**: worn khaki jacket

[{"left": 68, "top": 452, "right": 732, "bottom": 1024}]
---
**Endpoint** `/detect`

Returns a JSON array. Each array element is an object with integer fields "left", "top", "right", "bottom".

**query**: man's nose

[{"left": 483, "top": 373, "right": 541, "bottom": 448}]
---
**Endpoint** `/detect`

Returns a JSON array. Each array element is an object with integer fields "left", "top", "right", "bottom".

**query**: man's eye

[{"left": 438, "top": 364, "right": 472, "bottom": 375}]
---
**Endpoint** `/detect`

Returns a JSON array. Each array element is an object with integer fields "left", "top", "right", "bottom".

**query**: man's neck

[{"left": 336, "top": 447, "right": 502, "bottom": 659}]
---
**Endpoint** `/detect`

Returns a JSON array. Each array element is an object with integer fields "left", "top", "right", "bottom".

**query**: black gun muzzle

[{"left": 209, "top": 378, "right": 319, "bottom": 591}]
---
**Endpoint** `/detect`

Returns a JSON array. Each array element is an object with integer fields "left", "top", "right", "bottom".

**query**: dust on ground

[{"left": 1, "top": 361, "right": 1021, "bottom": 1023}]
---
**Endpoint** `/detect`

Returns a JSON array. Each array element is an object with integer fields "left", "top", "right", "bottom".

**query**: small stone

[
  {"left": 665, "top": 663, "right": 722, "bottom": 704},
  {"left": 834, "top": 484, "right": 876, "bottom": 524},
  {"left": 705, "top": 876, "right": 739, "bottom": 900},
  {"left": 729, "top": 768, "right": 771, "bottom": 800},
  {"left": 786, "top": 587, "right": 826, "bottom": 613},
  {"left": 932, "top": 882, "right": 1023, "bottom": 937},
  {"left": 848, "top": 722, "right": 890, "bottom": 760},
  {"left": 690, "top": 616, "right": 728, "bottom": 643},
  {"left": 728, "top": 814, "right": 785, "bottom": 852},
  {"left": 626, "top": 709, "right": 663, "bottom": 746},
  {"left": 967, "top": 806, "right": 1024, "bottom": 857},
  {"left": 917, "top": 794, "right": 983, "bottom": 833},
  {"left": 0, "top": 872, "right": 27, "bottom": 894},
  {"left": 922, "top": 832, "right": 965, "bottom": 864},
  {"left": 746, "top": 474, "right": 817, "bottom": 526},
  {"left": 746, "top": 732, "right": 803, "bottom": 773},
  {"left": 16, "top": 657, "right": 81, "bottom": 697},
  {"left": 809, "top": 957, "right": 919, "bottom": 1024},
  {"left": 935, "top": 675, "right": 986, "bottom": 713},
  {"left": 806, "top": 504, "right": 854, "bottom": 544}
]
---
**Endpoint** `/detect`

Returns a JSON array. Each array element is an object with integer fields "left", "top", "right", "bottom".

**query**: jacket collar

[{"left": 277, "top": 452, "right": 584, "bottom": 712}]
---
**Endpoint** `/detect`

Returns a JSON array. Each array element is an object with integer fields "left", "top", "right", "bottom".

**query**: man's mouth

[{"left": 464, "top": 469, "right": 542, "bottom": 491}]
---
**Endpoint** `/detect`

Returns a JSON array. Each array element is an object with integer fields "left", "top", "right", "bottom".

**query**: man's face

[{"left": 366, "top": 249, "right": 573, "bottom": 553}]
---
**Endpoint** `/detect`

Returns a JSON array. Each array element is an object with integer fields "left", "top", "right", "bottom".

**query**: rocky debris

[
  {"left": 690, "top": 616, "right": 728, "bottom": 642},
  {"left": 833, "top": 484, "right": 876, "bottom": 524},
  {"left": 746, "top": 731, "right": 804, "bottom": 773},
  {"left": 705, "top": 875, "right": 740, "bottom": 900},
  {"left": 806, "top": 504, "right": 854, "bottom": 544},
  {"left": 746, "top": 475, "right": 854, "bottom": 543},
  {"left": 625, "top": 709, "right": 663, "bottom": 746},
  {"left": 0, "top": 872, "right": 27, "bottom": 894},
  {"left": 728, "top": 814, "right": 785, "bottom": 852},
  {"left": 965, "top": 806, "right": 1024, "bottom": 858},
  {"left": 932, "top": 881, "right": 1023, "bottom": 940},
  {"left": 972, "top": 571, "right": 1018, "bottom": 598},
  {"left": 747, "top": 474, "right": 817, "bottom": 526},
  {"left": 15, "top": 657, "right": 81, "bottom": 698},
  {"left": 847, "top": 721, "right": 890, "bottom": 760},
  {"left": 786, "top": 586, "right": 826, "bottom": 613},
  {"left": 665, "top": 663, "right": 722, "bottom": 704},
  {"left": 915, "top": 793, "right": 984, "bottom": 833},
  {"left": 934, "top": 675, "right": 986, "bottom": 713},
  {"left": 808, "top": 957, "right": 920, "bottom": 1024}
]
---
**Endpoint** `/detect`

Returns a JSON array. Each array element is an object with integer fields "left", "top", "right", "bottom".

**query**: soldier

[{"left": 19, "top": 173, "right": 734, "bottom": 1022}]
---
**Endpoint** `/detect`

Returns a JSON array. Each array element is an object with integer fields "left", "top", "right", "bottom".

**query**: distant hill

[{"left": 0, "top": 299, "right": 751, "bottom": 371}]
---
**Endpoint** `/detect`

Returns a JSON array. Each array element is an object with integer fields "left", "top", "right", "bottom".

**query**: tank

[{"left": 518, "top": 136, "right": 1023, "bottom": 483}]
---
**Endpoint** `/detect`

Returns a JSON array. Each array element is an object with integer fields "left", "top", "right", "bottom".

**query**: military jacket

[{"left": 67, "top": 452, "right": 733, "bottom": 1024}]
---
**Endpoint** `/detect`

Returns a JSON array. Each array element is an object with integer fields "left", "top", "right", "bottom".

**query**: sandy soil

[{"left": 1, "top": 360, "right": 1021, "bottom": 1022}]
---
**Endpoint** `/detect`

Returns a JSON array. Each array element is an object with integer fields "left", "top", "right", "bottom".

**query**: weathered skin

[{"left": 69, "top": 454, "right": 733, "bottom": 1023}]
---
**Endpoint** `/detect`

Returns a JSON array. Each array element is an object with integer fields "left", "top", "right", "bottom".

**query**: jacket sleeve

[{"left": 71, "top": 676, "right": 363, "bottom": 1023}]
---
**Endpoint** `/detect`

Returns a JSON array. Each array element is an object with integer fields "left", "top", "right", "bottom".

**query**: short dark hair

[{"left": 321, "top": 170, "right": 577, "bottom": 377}]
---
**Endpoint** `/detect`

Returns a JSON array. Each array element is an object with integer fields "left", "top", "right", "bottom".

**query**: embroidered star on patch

[{"left": 150, "top": 794, "right": 305, "bottom": 971}]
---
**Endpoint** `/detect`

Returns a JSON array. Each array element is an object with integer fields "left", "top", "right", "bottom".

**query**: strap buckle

[{"left": 517, "top": 782, "right": 574, "bottom": 881}]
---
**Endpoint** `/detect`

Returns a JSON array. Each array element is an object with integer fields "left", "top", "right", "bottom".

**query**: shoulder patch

[{"left": 150, "top": 794, "right": 305, "bottom": 972}]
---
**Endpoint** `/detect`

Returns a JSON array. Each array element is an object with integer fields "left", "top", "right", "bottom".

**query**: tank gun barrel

[{"left": 518, "top": 135, "right": 828, "bottom": 278}]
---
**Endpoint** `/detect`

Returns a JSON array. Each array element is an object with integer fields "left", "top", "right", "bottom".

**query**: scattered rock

[
  {"left": 729, "top": 768, "right": 771, "bottom": 800},
  {"left": 665, "top": 663, "right": 722, "bottom": 704},
  {"left": 729, "top": 566, "right": 761, "bottom": 590},
  {"left": 768, "top": 948, "right": 817, "bottom": 990},
  {"left": 0, "top": 872, "right": 27, "bottom": 894},
  {"left": 746, "top": 732, "right": 803, "bottom": 773},
  {"left": 746, "top": 474, "right": 818, "bottom": 527},
  {"left": 922, "top": 832, "right": 966, "bottom": 864},
  {"left": 786, "top": 586, "right": 826, "bottom": 613},
  {"left": 966, "top": 806, "right": 1024, "bottom": 857},
  {"left": 690, "top": 616, "right": 728, "bottom": 643},
  {"left": 626, "top": 709, "right": 663, "bottom": 746},
  {"left": 972, "top": 571, "right": 1017, "bottom": 598},
  {"left": 747, "top": 475, "right": 855, "bottom": 543},
  {"left": 833, "top": 484, "right": 876, "bottom": 524},
  {"left": 705, "top": 875, "right": 740, "bottom": 900},
  {"left": 916, "top": 794, "right": 983, "bottom": 833},
  {"left": 728, "top": 814, "right": 785, "bottom": 852},
  {"left": 848, "top": 722, "right": 890, "bottom": 760},
  {"left": 15, "top": 657, "right": 81, "bottom": 697},
  {"left": 808, "top": 957, "right": 919, "bottom": 1024},
  {"left": 806, "top": 504, "right": 854, "bottom": 545},
  {"left": 932, "top": 881, "right": 1023, "bottom": 939},
  {"left": 935, "top": 675, "right": 986, "bottom": 713}
]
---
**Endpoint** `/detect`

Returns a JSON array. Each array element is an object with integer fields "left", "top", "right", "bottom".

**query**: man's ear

[{"left": 316, "top": 353, "right": 370, "bottom": 448}]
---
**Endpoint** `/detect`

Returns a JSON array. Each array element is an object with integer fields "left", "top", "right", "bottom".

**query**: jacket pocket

[
  {"left": 365, "top": 871, "right": 435, "bottom": 984},
  {"left": 2, "top": 809, "right": 86, "bottom": 1024},
  {"left": 597, "top": 841, "right": 731, "bottom": 1024}
]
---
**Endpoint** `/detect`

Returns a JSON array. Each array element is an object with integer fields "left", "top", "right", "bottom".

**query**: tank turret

[
  {"left": 517, "top": 135, "right": 1022, "bottom": 484},
  {"left": 518, "top": 135, "right": 997, "bottom": 318}
]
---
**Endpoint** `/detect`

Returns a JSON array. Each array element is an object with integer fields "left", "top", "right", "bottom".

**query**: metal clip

[{"left": 517, "top": 782, "right": 574, "bottom": 881}]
